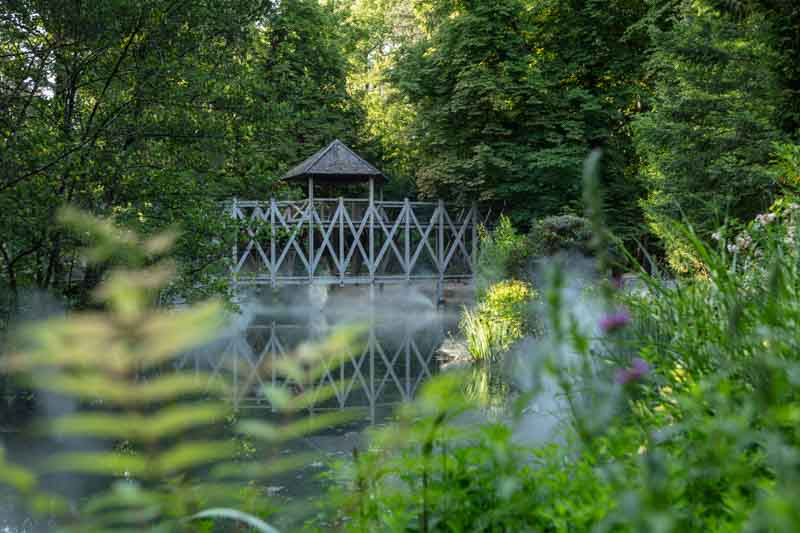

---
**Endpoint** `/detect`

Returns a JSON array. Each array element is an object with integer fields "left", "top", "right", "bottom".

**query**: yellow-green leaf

[
  {"left": 47, "top": 452, "right": 148, "bottom": 477},
  {"left": 157, "top": 441, "right": 236, "bottom": 474}
]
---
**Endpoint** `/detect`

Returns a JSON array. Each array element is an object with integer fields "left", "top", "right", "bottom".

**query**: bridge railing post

[
  {"left": 437, "top": 199, "right": 445, "bottom": 306},
  {"left": 308, "top": 178, "right": 315, "bottom": 283},
  {"left": 471, "top": 202, "right": 478, "bottom": 275},
  {"left": 369, "top": 178, "right": 375, "bottom": 301},
  {"left": 231, "top": 197, "right": 238, "bottom": 288},
  {"left": 404, "top": 198, "right": 411, "bottom": 283},
  {"left": 339, "top": 197, "right": 345, "bottom": 286},
  {"left": 270, "top": 199, "right": 276, "bottom": 289}
]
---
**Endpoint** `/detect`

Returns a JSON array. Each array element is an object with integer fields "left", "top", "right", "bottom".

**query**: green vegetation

[
  {"left": 2, "top": 0, "right": 799, "bottom": 305},
  {"left": 463, "top": 212, "right": 591, "bottom": 362},
  {"left": 3, "top": 0, "right": 800, "bottom": 531},
  {"left": 319, "top": 165, "right": 800, "bottom": 532},
  {"left": 0, "top": 212, "right": 362, "bottom": 531},
  {"left": 461, "top": 279, "right": 535, "bottom": 361}
]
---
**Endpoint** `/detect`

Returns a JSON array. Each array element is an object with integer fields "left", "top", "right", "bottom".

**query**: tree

[
  {"left": 0, "top": 0, "right": 364, "bottom": 312},
  {"left": 634, "top": 0, "right": 782, "bottom": 273},
  {"left": 387, "top": 0, "right": 653, "bottom": 241}
]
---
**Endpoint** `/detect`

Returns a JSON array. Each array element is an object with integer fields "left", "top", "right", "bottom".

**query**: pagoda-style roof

[{"left": 282, "top": 140, "right": 387, "bottom": 184}]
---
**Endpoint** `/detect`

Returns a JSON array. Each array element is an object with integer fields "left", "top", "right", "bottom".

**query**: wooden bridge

[
  {"left": 230, "top": 198, "right": 478, "bottom": 289},
  {"left": 229, "top": 140, "right": 479, "bottom": 297}
]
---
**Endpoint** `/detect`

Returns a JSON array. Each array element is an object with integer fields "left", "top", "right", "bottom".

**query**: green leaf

[
  {"left": 238, "top": 409, "right": 363, "bottom": 443},
  {"left": 0, "top": 448, "right": 36, "bottom": 492},
  {"left": 209, "top": 452, "right": 322, "bottom": 481},
  {"left": 47, "top": 453, "right": 148, "bottom": 477},
  {"left": 144, "top": 403, "right": 229, "bottom": 440},
  {"left": 157, "top": 441, "right": 236, "bottom": 474},
  {"left": 40, "top": 373, "right": 229, "bottom": 406}
]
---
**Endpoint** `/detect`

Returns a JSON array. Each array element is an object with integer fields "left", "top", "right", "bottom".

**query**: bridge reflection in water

[{"left": 176, "top": 296, "right": 452, "bottom": 424}]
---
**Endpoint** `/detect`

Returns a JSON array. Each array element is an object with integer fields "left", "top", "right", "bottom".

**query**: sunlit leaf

[
  {"left": 157, "top": 441, "right": 237, "bottom": 474},
  {"left": 82, "top": 481, "right": 162, "bottom": 515},
  {"left": 50, "top": 413, "right": 142, "bottom": 440},
  {"left": 97, "top": 265, "right": 177, "bottom": 323},
  {"left": 239, "top": 409, "right": 363, "bottom": 443},
  {"left": 144, "top": 402, "right": 229, "bottom": 440},
  {"left": 135, "top": 301, "right": 226, "bottom": 368},
  {"left": 47, "top": 453, "right": 148, "bottom": 477},
  {"left": 287, "top": 382, "right": 347, "bottom": 411},
  {"left": 209, "top": 453, "right": 321, "bottom": 481},
  {"left": 40, "top": 373, "right": 229, "bottom": 406},
  {"left": 0, "top": 448, "right": 36, "bottom": 492},
  {"left": 260, "top": 385, "right": 292, "bottom": 410}
]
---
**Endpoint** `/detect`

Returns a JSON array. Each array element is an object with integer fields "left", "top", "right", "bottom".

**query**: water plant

[{"left": 460, "top": 279, "right": 536, "bottom": 361}]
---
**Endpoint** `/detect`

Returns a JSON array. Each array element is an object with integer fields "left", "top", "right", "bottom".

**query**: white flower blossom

[
  {"left": 735, "top": 232, "right": 753, "bottom": 250},
  {"left": 755, "top": 213, "right": 777, "bottom": 225},
  {"left": 786, "top": 225, "right": 797, "bottom": 245},
  {"left": 727, "top": 243, "right": 739, "bottom": 254},
  {"left": 711, "top": 230, "right": 722, "bottom": 241}
]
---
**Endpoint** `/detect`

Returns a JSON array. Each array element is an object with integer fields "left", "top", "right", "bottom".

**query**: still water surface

[{"left": 1, "top": 285, "right": 500, "bottom": 531}]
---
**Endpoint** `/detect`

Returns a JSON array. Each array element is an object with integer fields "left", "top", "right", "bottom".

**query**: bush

[
  {"left": 325, "top": 208, "right": 800, "bottom": 532},
  {"left": 0, "top": 210, "right": 362, "bottom": 532},
  {"left": 527, "top": 214, "right": 593, "bottom": 257},
  {"left": 475, "top": 216, "right": 531, "bottom": 295},
  {"left": 460, "top": 280, "right": 536, "bottom": 361},
  {"left": 771, "top": 141, "right": 800, "bottom": 190}
]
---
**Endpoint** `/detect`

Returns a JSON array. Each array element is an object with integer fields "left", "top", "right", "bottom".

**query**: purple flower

[
  {"left": 599, "top": 309, "right": 631, "bottom": 334},
  {"left": 615, "top": 357, "right": 651, "bottom": 385}
]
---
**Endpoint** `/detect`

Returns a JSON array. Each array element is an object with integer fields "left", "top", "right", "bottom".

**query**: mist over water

[
  {"left": 510, "top": 253, "right": 611, "bottom": 447},
  {"left": 200, "top": 283, "right": 468, "bottom": 415},
  {"left": 0, "top": 261, "right": 619, "bottom": 531},
  {"left": 0, "top": 282, "right": 475, "bottom": 531}
]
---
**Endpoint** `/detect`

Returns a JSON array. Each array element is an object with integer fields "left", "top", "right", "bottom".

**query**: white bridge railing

[{"left": 230, "top": 198, "right": 479, "bottom": 290}]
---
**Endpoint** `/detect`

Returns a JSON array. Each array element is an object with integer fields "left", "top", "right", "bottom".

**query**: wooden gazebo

[
  {"left": 230, "top": 140, "right": 478, "bottom": 304},
  {"left": 282, "top": 139, "right": 387, "bottom": 204}
]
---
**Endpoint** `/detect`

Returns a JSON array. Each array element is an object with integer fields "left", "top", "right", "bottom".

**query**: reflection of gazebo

[{"left": 282, "top": 139, "right": 387, "bottom": 204}]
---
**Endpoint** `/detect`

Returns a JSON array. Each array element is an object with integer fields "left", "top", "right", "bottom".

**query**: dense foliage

[
  {"left": 461, "top": 279, "right": 535, "bottom": 361},
  {"left": 358, "top": 0, "right": 800, "bottom": 264},
  {"left": 4, "top": 0, "right": 800, "bottom": 531},
  {"left": 321, "top": 177, "right": 800, "bottom": 533},
  {"left": 2, "top": 0, "right": 799, "bottom": 310},
  {"left": 0, "top": 0, "right": 362, "bottom": 314}
]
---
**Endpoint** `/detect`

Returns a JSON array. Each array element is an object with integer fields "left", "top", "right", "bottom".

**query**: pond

[
  {"left": 0, "top": 283, "right": 514, "bottom": 531},
  {"left": 185, "top": 284, "right": 465, "bottom": 421},
  {"left": 178, "top": 283, "right": 490, "bottom": 526}
]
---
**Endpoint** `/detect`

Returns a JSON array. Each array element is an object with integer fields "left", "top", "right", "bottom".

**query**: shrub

[
  {"left": 0, "top": 210, "right": 362, "bottom": 532},
  {"left": 527, "top": 214, "right": 593, "bottom": 257},
  {"left": 475, "top": 215, "right": 531, "bottom": 295},
  {"left": 326, "top": 206, "right": 800, "bottom": 532},
  {"left": 460, "top": 280, "right": 536, "bottom": 361},
  {"left": 318, "top": 153, "right": 800, "bottom": 533},
  {"left": 771, "top": 141, "right": 800, "bottom": 190}
]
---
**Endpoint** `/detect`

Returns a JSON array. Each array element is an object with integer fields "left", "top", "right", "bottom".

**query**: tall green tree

[
  {"left": 0, "top": 0, "right": 363, "bottom": 311},
  {"left": 387, "top": 0, "right": 652, "bottom": 239},
  {"left": 634, "top": 0, "right": 782, "bottom": 273}
]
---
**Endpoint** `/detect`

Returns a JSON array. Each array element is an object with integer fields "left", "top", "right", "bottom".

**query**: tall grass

[
  {"left": 460, "top": 279, "right": 536, "bottom": 361},
  {"left": 323, "top": 151, "right": 800, "bottom": 532}
]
